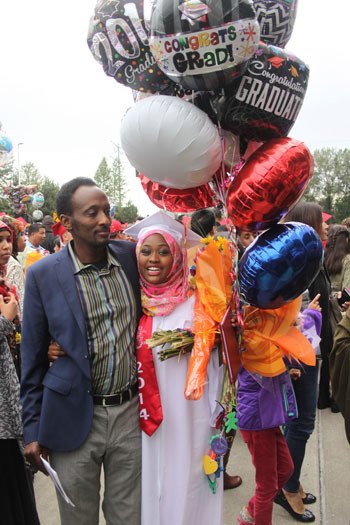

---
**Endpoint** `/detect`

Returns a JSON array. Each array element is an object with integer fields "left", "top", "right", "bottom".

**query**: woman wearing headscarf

[
  {"left": 1, "top": 215, "right": 26, "bottom": 317},
  {"left": 127, "top": 212, "right": 224, "bottom": 525},
  {"left": 0, "top": 220, "right": 40, "bottom": 525}
]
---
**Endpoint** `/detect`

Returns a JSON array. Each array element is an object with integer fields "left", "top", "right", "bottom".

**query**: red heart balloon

[
  {"left": 226, "top": 137, "right": 313, "bottom": 231},
  {"left": 139, "top": 174, "right": 215, "bottom": 213}
]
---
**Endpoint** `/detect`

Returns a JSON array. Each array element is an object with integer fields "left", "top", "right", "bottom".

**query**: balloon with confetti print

[
  {"left": 254, "top": 0, "right": 299, "bottom": 48},
  {"left": 87, "top": 0, "right": 175, "bottom": 92},
  {"left": 150, "top": 0, "right": 260, "bottom": 91},
  {"left": 219, "top": 43, "right": 309, "bottom": 141}
]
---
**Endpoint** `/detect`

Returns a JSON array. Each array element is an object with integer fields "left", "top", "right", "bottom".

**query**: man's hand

[
  {"left": 48, "top": 341, "right": 66, "bottom": 362},
  {"left": 24, "top": 441, "right": 50, "bottom": 475}
]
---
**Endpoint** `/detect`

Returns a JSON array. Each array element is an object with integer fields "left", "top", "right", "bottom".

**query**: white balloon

[{"left": 120, "top": 95, "right": 222, "bottom": 190}]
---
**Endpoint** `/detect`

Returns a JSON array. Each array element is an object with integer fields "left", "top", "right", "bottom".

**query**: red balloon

[
  {"left": 139, "top": 174, "right": 214, "bottom": 212},
  {"left": 226, "top": 138, "right": 314, "bottom": 231}
]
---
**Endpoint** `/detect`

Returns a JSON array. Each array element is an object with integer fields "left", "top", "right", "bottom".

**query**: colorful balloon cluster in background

[
  {"left": 0, "top": 127, "right": 13, "bottom": 169},
  {"left": 3, "top": 185, "right": 41, "bottom": 215},
  {"left": 88, "top": 2, "right": 320, "bottom": 322}
]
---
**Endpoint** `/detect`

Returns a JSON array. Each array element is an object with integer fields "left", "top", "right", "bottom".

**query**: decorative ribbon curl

[
  {"left": 185, "top": 237, "right": 233, "bottom": 399},
  {"left": 241, "top": 297, "right": 316, "bottom": 377}
]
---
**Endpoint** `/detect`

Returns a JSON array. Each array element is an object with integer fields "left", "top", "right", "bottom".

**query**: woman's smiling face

[{"left": 138, "top": 233, "right": 173, "bottom": 285}]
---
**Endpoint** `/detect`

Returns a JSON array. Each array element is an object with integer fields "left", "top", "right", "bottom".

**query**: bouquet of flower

[{"left": 146, "top": 329, "right": 194, "bottom": 361}]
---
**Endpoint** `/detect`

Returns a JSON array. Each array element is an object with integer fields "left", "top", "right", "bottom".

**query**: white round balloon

[
  {"left": 32, "top": 192, "right": 45, "bottom": 209},
  {"left": 120, "top": 95, "right": 222, "bottom": 189}
]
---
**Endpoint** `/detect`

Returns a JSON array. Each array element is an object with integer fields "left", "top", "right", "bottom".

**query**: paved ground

[{"left": 34, "top": 408, "right": 350, "bottom": 524}]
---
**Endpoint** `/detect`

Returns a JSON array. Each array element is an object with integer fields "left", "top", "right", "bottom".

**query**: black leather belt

[{"left": 93, "top": 383, "right": 138, "bottom": 407}]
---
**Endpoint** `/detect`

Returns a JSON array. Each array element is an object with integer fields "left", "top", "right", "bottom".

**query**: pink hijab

[{"left": 136, "top": 229, "right": 190, "bottom": 317}]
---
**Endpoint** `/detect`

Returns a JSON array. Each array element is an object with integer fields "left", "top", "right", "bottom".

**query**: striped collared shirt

[{"left": 68, "top": 242, "right": 137, "bottom": 395}]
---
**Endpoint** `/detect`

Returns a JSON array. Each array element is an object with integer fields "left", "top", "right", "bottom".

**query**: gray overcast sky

[{"left": 1, "top": 0, "right": 349, "bottom": 214}]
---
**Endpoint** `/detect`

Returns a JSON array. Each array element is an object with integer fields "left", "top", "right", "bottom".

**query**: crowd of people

[{"left": 1, "top": 178, "right": 350, "bottom": 525}]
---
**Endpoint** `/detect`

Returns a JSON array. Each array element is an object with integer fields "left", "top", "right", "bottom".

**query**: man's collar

[{"left": 67, "top": 241, "right": 120, "bottom": 275}]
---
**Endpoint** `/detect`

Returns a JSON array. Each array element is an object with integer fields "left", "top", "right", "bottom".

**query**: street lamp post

[{"left": 17, "top": 142, "right": 24, "bottom": 185}]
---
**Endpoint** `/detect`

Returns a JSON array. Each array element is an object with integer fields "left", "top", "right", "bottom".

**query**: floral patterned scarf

[{"left": 136, "top": 228, "right": 190, "bottom": 317}]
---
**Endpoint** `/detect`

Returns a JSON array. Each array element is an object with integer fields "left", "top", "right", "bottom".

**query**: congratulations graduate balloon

[
  {"left": 87, "top": 0, "right": 174, "bottom": 92},
  {"left": 220, "top": 43, "right": 309, "bottom": 140},
  {"left": 150, "top": 0, "right": 260, "bottom": 91},
  {"left": 254, "top": 0, "right": 299, "bottom": 48},
  {"left": 239, "top": 222, "right": 323, "bottom": 309}
]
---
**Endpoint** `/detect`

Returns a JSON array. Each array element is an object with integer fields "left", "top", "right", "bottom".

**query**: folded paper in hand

[{"left": 40, "top": 455, "right": 75, "bottom": 507}]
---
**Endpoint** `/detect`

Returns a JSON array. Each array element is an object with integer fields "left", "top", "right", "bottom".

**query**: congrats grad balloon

[
  {"left": 87, "top": 0, "right": 174, "bottom": 92},
  {"left": 254, "top": 0, "right": 299, "bottom": 48},
  {"left": 150, "top": 0, "right": 260, "bottom": 91},
  {"left": 220, "top": 43, "right": 309, "bottom": 140}
]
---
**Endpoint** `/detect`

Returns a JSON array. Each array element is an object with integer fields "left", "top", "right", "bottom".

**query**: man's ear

[{"left": 60, "top": 215, "right": 72, "bottom": 231}]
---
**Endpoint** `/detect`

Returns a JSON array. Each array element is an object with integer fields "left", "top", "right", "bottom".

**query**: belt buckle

[{"left": 102, "top": 397, "right": 107, "bottom": 407}]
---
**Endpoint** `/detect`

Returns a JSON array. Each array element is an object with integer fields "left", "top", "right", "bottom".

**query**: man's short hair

[
  {"left": 42, "top": 215, "right": 55, "bottom": 226},
  {"left": 191, "top": 209, "right": 216, "bottom": 237},
  {"left": 56, "top": 177, "right": 97, "bottom": 217},
  {"left": 28, "top": 223, "right": 44, "bottom": 236}
]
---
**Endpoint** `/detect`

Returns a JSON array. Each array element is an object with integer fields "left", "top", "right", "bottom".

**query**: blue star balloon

[{"left": 238, "top": 222, "right": 323, "bottom": 309}]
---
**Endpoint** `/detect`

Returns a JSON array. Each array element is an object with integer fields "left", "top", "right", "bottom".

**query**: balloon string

[{"left": 162, "top": 187, "right": 169, "bottom": 212}]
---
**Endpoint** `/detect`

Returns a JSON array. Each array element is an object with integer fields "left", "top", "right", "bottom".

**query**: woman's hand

[
  {"left": 289, "top": 368, "right": 302, "bottom": 381},
  {"left": 308, "top": 293, "right": 321, "bottom": 312},
  {"left": 0, "top": 293, "right": 18, "bottom": 321},
  {"left": 48, "top": 341, "right": 66, "bottom": 362},
  {"left": 336, "top": 291, "right": 350, "bottom": 312}
]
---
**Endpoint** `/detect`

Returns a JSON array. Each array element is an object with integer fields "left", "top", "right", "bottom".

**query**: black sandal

[{"left": 274, "top": 491, "right": 315, "bottom": 523}]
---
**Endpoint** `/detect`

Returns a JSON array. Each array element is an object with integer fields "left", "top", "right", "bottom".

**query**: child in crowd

[{"left": 237, "top": 296, "right": 322, "bottom": 525}]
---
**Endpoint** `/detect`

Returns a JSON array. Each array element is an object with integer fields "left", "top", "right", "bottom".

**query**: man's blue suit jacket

[{"left": 20, "top": 241, "right": 141, "bottom": 452}]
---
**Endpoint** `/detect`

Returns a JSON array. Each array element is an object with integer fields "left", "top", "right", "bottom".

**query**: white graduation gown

[{"left": 141, "top": 295, "right": 224, "bottom": 525}]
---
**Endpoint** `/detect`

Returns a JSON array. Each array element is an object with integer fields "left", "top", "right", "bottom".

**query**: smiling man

[{"left": 20, "top": 177, "right": 142, "bottom": 525}]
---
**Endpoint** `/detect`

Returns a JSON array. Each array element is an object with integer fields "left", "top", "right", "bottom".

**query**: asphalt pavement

[{"left": 34, "top": 408, "right": 350, "bottom": 525}]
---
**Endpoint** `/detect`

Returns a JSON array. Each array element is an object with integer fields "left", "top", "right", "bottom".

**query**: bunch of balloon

[
  {"left": 88, "top": 1, "right": 320, "bottom": 313},
  {"left": 87, "top": 0, "right": 261, "bottom": 211}
]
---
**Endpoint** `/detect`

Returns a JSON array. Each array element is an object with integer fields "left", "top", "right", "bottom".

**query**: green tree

[
  {"left": 39, "top": 177, "right": 61, "bottom": 216},
  {"left": 110, "top": 146, "right": 127, "bottom": 207},
  {"left": 94, "top": 147, "right": 128, "bottom": 206},
  {"left": 114, "top": 201, "right": 138, "bottom": 224},
  {"left": 94, "top": 157, "right": 111, "bottom": 196},
  {"left": 0, "top": 160, "right": 15, "bottom": 214},
  {"left": 303, "top": 148, "right": 350, "bottom": 222}
]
